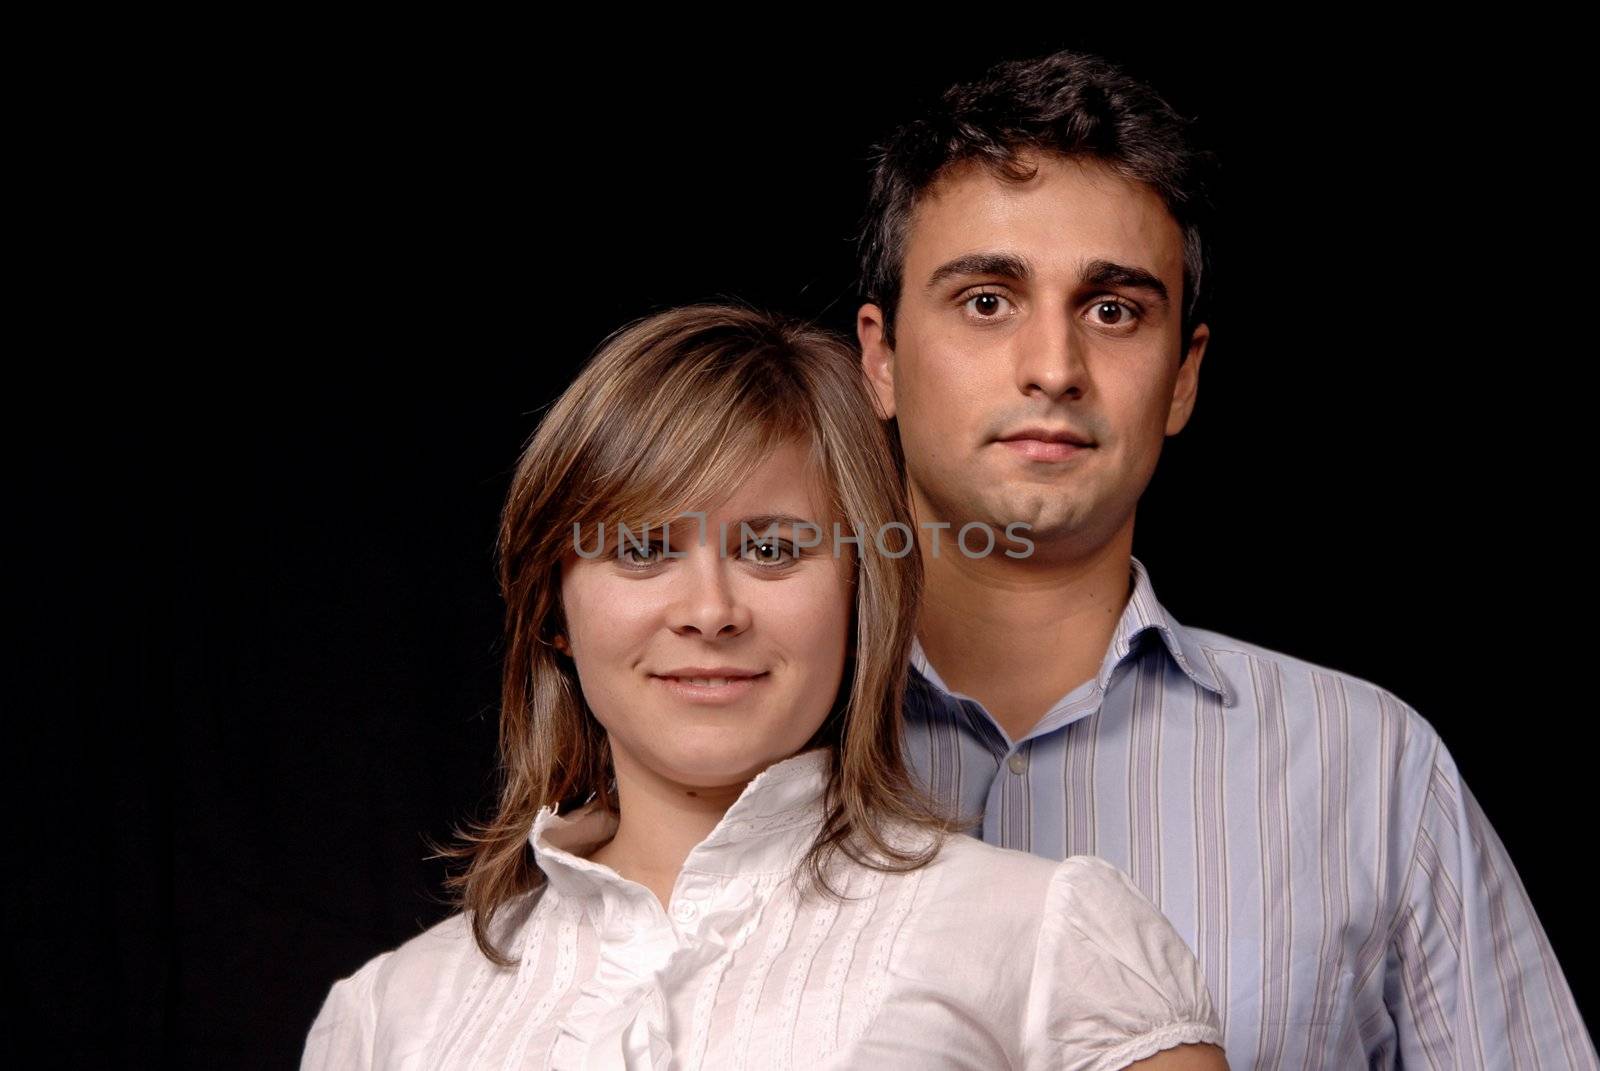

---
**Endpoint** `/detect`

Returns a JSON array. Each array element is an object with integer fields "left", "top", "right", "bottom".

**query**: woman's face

[{"left": 558, "top": 438, "right": 854, "bottom": 792}]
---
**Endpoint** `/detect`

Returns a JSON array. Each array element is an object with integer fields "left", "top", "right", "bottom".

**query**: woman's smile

[{"left": 650, "top": 671, "right": 770, "bottom": 703}]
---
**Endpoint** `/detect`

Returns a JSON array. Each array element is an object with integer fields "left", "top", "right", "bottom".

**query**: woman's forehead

[
  {"left": 662, "top": 451, "right": 836, "bottom": 531},
  {"left": 709, "top": 441, "right": 828, "bottom": 510},
  {"left": 613, "top": 436, "right": 823, "bottom": 517}
]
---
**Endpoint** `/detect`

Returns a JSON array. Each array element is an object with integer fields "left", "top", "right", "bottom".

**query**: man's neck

[{"left": 916, "top": 521, "right": 1135, "bottom": 744}]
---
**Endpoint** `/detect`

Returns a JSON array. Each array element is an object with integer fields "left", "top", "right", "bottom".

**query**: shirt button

[
  {"left": 1008, "top": 752, "right": 1028, "bottom": 775},
  {"left": 671, "top": 900, "right": 698, "bottom": 924}
]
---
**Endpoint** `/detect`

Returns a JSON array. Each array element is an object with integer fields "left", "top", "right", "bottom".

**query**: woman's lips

[
  {"left": 651, "top": 673, "right": 769, "bottom": 703},
  {"left": 996, "top": 438, "right": 1089, "bottom": 462}
]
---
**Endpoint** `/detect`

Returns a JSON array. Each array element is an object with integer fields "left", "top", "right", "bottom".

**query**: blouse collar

[{"left": 528, "top": 747, "right": 832, "bottom": 904}]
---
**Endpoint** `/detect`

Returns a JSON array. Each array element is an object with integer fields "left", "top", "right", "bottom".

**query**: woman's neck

[{"left": 585, "top": 744, "right": 752, "bottom": 907}]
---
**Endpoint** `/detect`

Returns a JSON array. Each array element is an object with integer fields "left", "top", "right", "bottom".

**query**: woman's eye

[
  {"left": 1089, "top": 299, "right": 1139, "bottom": 328},
  {"left": 620, "top": 541, "right": 665, "bottom": 566},
  {"left": 961, "top": 291, "right": 1016, "bottom": 321},
  {"left": 742, "top": 538, "right": 796, "bottom": 567}
]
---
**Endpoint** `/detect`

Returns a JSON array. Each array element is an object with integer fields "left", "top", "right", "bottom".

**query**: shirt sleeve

[
  {"left": 1387, "top": 742, "right": 1597, "bottom": 1069},
  {"left": 300, "top": 951, "right": 392, "bottom": 1071},
  {"left": 1022, "top": 855, "right": 1224, "bottom": 1071}
]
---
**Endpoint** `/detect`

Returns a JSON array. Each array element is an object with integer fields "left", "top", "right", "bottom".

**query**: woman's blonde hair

[{"left": 443, "top": 303, "right": 948, "bottom": 964}]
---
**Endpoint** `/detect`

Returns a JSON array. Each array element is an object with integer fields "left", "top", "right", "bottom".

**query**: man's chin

[
  {"left": 915, "top": 478, "right": 1098, "bottom": 550},
  {"left": 980, "top": 490, "right": 1094, "bottom": 537}
]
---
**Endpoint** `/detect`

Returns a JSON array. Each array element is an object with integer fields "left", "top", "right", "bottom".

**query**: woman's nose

[{"left": 667, "top": 545, "right": 752, "bottom": 640}]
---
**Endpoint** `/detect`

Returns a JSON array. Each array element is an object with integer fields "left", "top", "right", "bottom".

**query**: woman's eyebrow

[
  {"left": 731, "top": 514, "right": 817, "bottom": 532},
  {"left": 649, "top": 514, "right": 819, "bottom": 547}
]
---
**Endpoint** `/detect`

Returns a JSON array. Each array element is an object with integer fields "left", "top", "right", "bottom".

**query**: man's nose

[{"left": 1014, "top": 306, "right": 1088, "bottom": 401}]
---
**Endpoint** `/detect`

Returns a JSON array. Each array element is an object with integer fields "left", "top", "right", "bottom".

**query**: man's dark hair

[{"left": 856, "top": 49, "right": 1218, "bottom": 351}]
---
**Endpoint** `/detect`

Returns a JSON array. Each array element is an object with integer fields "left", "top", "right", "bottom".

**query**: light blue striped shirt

[{"left": 904, "top": 556, "right": 1594, "bottom": 1069}]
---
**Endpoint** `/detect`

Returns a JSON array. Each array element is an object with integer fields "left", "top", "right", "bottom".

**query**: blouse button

[
  {"left": 1007, "top": 752, "right": 1028, "bottom": 775},
  {"left": 671, "top": 899, "right": 698, "bottom": 924}
]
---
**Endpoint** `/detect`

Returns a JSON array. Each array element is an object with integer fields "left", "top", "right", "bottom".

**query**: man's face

[{"left": 859, "top": 152, "right": 1208, "bottom": 559}]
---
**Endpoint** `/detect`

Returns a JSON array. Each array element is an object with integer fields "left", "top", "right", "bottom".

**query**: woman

[{"left": 302, "top": 305, "right": 1228, "bottom": 1069}]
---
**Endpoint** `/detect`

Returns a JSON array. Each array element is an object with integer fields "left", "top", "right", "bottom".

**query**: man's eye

[
  {"left": 742, "top": 538, "right": 797, "bottom": 567},
  {"left": 961, "top": 290, "right": 1016, "bottom": 321},
  {"left": 1089, "top": 299, "right": 1139, "bottom": 328}
]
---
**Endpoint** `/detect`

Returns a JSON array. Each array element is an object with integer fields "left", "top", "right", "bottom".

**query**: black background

[{"left": 13, "top": 24, "right": 1594, "bottom": 1068}]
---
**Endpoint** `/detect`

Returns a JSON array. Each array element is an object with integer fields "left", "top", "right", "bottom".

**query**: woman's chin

[{"left": 648, "top": 742, "right": 802, "bottom": 793}]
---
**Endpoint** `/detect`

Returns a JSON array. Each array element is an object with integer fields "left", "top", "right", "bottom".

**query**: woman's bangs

[{"left": 568, "top": 392, "right": 815, "bottom": 540}]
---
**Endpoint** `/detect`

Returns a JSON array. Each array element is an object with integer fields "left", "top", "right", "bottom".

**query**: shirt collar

[
  {"left": 528, "top": 747, "right": 832, "bottom": 902},
  {"left": 910, "top": 555, "right": 1231, "bottom": 706}
]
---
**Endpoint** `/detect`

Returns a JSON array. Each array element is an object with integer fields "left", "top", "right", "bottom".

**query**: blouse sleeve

[
  {"left": 1022, "top": 856, "right": 1224, "bottom": 1071},
  {"left": 300, "top": 951, "right": 392, "bottom": 1071}
]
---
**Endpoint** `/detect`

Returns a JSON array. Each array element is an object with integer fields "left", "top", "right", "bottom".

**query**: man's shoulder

[{"left": 1178, "top": 623, "right": 1442, "bottom": 748}]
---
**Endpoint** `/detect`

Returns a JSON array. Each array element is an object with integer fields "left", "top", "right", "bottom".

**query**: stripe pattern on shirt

[{"left": 903, "top": 555, "right": 1595, "bottom": 1070}]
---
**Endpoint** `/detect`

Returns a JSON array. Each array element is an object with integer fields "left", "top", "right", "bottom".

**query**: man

[{"left": 855, "top": 50, "right": 1593, "bottom": 1069}]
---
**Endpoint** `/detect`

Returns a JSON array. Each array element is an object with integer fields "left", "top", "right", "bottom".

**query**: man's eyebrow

[
  {"left": 1082, "top": 258, "right": 1170, "bottom": 305},
  {"left": 924, "top": 253, "right": 1170, "bottom": 307},
  {"left": 924, "top": 252, "right": 1033, "bottom": 291}
]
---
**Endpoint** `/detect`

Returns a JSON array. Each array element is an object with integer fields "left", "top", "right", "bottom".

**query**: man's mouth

[{"left": 995, "top": 426, "right": 1095, "bottom": 462}]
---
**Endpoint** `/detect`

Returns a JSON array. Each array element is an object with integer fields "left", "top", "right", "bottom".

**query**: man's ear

[
  {"left": 1166, "top": 322, "right": 1210, "bottom": 436},
  {"left": 857, "top": 302, "right": 897, "bottom": 421}
]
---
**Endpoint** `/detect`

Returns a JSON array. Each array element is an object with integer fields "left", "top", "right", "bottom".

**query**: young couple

[{"left": 303, "top": 50, "right": 1593, "bottom": 1070}]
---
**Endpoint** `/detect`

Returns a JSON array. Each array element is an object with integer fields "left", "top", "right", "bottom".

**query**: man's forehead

[{"left": 905, "top": 152, "right": 1184, "bottom": 286}]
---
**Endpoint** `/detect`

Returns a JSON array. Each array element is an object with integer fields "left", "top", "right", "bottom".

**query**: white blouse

[{"left": 303, "top": 749, "right": 1222, "bottom": 1070}]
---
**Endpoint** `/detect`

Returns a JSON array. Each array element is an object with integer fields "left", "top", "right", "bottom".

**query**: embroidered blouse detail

[{"left": 303, "top": 749, "right": 1222, "bottom": 1069}]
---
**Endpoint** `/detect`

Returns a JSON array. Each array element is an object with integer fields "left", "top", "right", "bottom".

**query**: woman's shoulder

[
  {"left": 301, "top": 915, "right": 461, "bottom": 1068},
  {"left": 1018, "top": 854, "right": 1225, "bottom": 1068},
  {"left": 897, "top": 842, "right": 1223, "bottom": 1066},
  {"left": 302, "top": 895, "right": 546, "bottom": 1067},
  {"left": 380, "top": 890, "right": 553, "bottom": 1001},
  {"left": 884, "top": 835, "right": 1132, "bottom": 972},
  {"left": 305, "top": 914, "right": 474, "bottom": 1035},
  {"left": 921, "top": 832, "right": 1133, "bottom": 913},
  {"left": 921, "top": 841, "right": 1204, "bottom": 987},
  {"left": 372, "top": 910, "right": 481, "bottom": 994}
]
